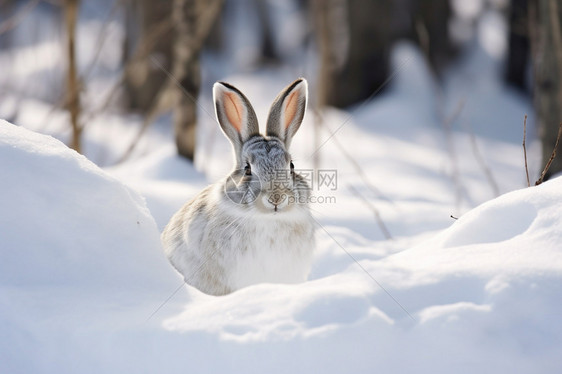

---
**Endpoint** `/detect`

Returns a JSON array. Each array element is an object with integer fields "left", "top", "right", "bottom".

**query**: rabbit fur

[{"left": 161, "top": 78, "right": 315, "bottom": 296}]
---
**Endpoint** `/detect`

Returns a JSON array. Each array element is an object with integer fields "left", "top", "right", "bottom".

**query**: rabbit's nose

[{"left": 264, "top": 192, "right": 288, "bottom": 211}]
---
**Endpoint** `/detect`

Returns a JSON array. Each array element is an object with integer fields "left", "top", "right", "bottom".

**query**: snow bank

[
  {"left": 379, "top": 177, "right": 562, "bottom": 288},
  {"left": 0, "top": 121, "right": 183, "bottom": 373},
  {"left": 0, "top": 121, "right": 171, "bottom": 287}
]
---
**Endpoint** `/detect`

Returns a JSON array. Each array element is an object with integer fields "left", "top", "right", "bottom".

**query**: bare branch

[
  {"left": 464, "top": 120, "right": 500, "bottom": 197},
  {"left": 118, "top": 0, "right": 223, "bottom": 163},
  {"left": 329, "top": 134, "right": 394, "bottom": 205},
  {"left": 348, "top": 185, "right": 393, "bottom": 240},
  {"left": 440, "top": 98, "right": 468, "bottom": 211},
  {"left": 124, "top": 18, "right": 174, "bottom": 73},
  {"left": 82, "top": 0, "right": 125, "bottom": 81},
  {"left": 116, "top": 96, "right": 160, "bottom": 164},
  {"left": 536, "top": 122, "right": 562, "bottom": 185},
  {"left": 522, "top": 114, "right": 530, "bottom": 187}
]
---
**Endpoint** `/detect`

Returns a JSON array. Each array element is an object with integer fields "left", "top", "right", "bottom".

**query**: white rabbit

[{"left": 161, "top": 78, "right": 315, "bottom": 296}]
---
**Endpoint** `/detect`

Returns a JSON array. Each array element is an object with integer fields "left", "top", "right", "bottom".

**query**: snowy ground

[{"left": 1, "top": 16, "right": 561, "bottom": 373}]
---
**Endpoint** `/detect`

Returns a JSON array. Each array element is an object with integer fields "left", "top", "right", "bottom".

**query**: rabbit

[{"left": 161, "top": 78, "right": 316, "bottom": 296}]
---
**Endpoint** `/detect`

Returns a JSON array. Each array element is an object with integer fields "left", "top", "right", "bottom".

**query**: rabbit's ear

[
  {"left": 266, "top": 78, "right": 307, "bottom": 149},
  {"left": 213, "top": 82, "right": 260, "bottom": 154}
]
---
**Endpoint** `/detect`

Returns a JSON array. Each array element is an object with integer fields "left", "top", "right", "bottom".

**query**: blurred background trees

[
  {"left": 122, "top": 0, "right": 223, "bottom": 160},
  {"left": 529, "top": 0, "right": 562, "bottom": 180},
  {"left": 0, "top": 0, "right": 561, "bottom": 177}
]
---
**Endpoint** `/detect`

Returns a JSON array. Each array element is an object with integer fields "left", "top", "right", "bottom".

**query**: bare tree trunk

[
  {"left": 119, "top": 0, "right": 222, "bottom": 162},
  {"left": 506, "top": 0, "right": 530, "bottom": 91},
  {"left": 313, "top": 0, "right": 349, "bottom": 108},
  {"left": 172, "top": 0, "right": 198, "bottom": 161},
  {"left": 313, "top": 0, "right": 393, "bottom": 108},
  {"left": 123, "top": 0, "right": 174, "bottom": 113},
  {"left": 170, "top": 0, "right": 223, "bottom": 161},
  {"left": 64, "top": 0, "right": 81, "bottom": 153},
  {"left": 531, "top": 0, "right": 562, "bottom": 179},
  {"left": 254, "top": 0, "right": 278, "bottom": 63},
  {"left": 413, "top": 0, "right": 454, "bottom": 74}
]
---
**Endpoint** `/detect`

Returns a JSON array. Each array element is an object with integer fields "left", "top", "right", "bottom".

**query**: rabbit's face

[{"left": 224, "top": 136, "right": 309, "bottom": 214}]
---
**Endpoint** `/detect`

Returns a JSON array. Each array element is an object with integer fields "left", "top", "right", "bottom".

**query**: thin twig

[
  {"left": 443, "top": 99, "right": 466, "bottom": 127},
  {"left": 348, "top": 185, "right": 393, "bottom": 240},
  {"left": 124, "top": 17, "right": 174, "bottom": 73},
  {"left": 82, "top": 0, "right": 125, "bottom": 81},
  {"left": 522, "top": 114, "right": 530, "bottom": 187},
  {"left": 535, "top": 122, "right": 562, "bottom": 185},
  {"left": 418, "top": 16, "right": 468, "bottom": 211},
  {"left": 440, "top": 98, "right": 468, "bottom": 211},
  {"left": 43, "top": 1, "right": 129, "bottom": 131},
  {"left": 464, "top": 120, "right": 500, "bottom": 197},
  {"left": 329, "top": 134, "right": 394, "bottom": 205},
  {"left": 62, "top": 17, "right": 175, "bottom": 128},
  {"left": 116, "top": 101, "right": 159, "bottom": 163}
]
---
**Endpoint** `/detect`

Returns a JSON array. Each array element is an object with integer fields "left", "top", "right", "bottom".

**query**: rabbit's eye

[{"left": 244, "top": 162, "right": 252, "bottom": 176}]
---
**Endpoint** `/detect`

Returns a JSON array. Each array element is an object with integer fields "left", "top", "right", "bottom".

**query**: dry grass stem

[{"left": 523, "top": 114, "right": 530, "bottom": 187}]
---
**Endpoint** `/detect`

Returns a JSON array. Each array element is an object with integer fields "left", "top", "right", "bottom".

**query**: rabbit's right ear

[
  {"left": 213, "top": 82, "right": 260, "bottom": 156},
  {"left": 266, "top": 78, "right": 308, "bottom": 149}
]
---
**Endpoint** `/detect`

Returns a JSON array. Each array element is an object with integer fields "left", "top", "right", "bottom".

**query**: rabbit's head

[{"left": 213, "top": 78, "right": 310, "bottom": 214}]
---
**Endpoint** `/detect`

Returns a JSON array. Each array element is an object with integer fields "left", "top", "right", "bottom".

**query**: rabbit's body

[
  {"left": 163, "top": 183, "right": 315, "bottom": 295},
  {"left": 162, "top": 79, "right": 316, "bottom": 295}
]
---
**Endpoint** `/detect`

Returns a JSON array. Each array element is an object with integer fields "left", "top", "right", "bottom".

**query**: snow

[
  {"left": 0, "top": 121, "right": 186, "bottom": 373},
  {"left": 1, "top": 7, "right": 561, "bottom": 372}
]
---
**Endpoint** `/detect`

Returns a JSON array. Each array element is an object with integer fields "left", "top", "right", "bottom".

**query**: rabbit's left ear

[
  {"left": 266, "top": 78, "right": 307, "bottom": 149},
  {"left": 213, "top": 81, "right": 260, "bottom": 157}
]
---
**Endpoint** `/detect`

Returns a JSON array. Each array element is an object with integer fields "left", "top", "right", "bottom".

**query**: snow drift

[
  {"left": 0, "top": 121, "right": 173, "bottom": 288},
  {"left": 1, "top": 119, "right": 561, "bottom": 373},
  {"left": 163, "top": 174, "right": 562, "bottom": 373},
  {"left": 0, "top": 121, "right": 182, "bottom": 373}
]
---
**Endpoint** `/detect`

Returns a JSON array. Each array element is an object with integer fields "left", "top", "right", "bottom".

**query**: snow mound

[
  {"left": 163, "top": 177, "right": 562, "bottom": 373},
  {"left": 0, "top": 120, "right": 173, "bottom": 288},
  {"left": 0, "top": 121, "right": 182, "bottom": 373},
  {"left": 382, "top": 177, "right": 562, "bottom": 280}
]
